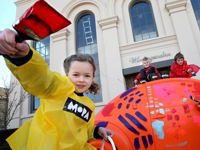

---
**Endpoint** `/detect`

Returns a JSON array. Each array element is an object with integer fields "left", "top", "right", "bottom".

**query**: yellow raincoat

[{"left": 5, "top": 48, "right": 97, "bottom": 150}]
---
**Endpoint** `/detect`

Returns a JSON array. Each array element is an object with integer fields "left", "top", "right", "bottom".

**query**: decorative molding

[
  {"left": 51, "top": 29, "right": 70, "bottom": 42},
  {"left": 120, "top": 35, "right": 177, "bottom": 52},
  {"left": 165, "top": 0, "right": 187, "bottom": 15},
  {"left": 62, "top": 0, "right": 103, "bottom": 18},
  {"left": 98, "top": 16, "right": 119, "bottom": 30},
  {"left": 15, "top": 0, "right": 35, "bottom": 6}
]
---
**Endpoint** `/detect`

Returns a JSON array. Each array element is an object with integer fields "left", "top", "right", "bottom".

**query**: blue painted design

[
  {"left": 148, "top": 134, "right": 153, "bottom": 145},
  {"left": 96, "top": 122, "right": 108, "bottom": 128},
  {"left": 126, "top": 113, "right": 147, "bottom": 131},
  {"left": 128, "top": 97, "right": 134, "bottom": 103},
  {"left": 134, "top": 137, "right": 140, "bottom": 150},
  {"left": 118, "top": 103, "right": 122, "bottom": 109},
  {"left": 139, "top": 93, "right": 144, "bottom": 97},
  {"left": 126, "top": 104, "right": 130, "bottom": 109},
  {"left": 136, "top": 99, "right": 141, "bottom": 104},
  {"left": 152, "top": 120, "right": 164, "bottom": 139},
  {"left": 120, "top": 88, "right": 137, "bottom": 98},
  {"left": 135, "top": 111, "right": 147, "bottom": 121},
  {"left": 135, "top": 91, "right": 141, "bottom": 95},
  {"left": 118, "top": 115, "right": 140, "bottom": 135},
  {"left": 123, "top": 97, "right": 128, "bottom": 100},
  {"left": 130, "top": 93, "right": 134, "bottom": 96},
  {"left": 142, "top": 136, "right": 148, "bottom": 148}
]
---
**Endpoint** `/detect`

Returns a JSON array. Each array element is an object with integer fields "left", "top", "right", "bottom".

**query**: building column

[
  {"left": 166, "top": 0, "right": 200, "bottom": 66},
  {"left": 50, "top": 29, "right": 70, "bottom": 74},
  {"left": 98, "top": 16, "right": 126, "bottom": 101}
]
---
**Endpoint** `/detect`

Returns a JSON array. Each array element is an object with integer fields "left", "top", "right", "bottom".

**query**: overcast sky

[{"left": 0, "top": 0, "right": 16, "bottom": 87}]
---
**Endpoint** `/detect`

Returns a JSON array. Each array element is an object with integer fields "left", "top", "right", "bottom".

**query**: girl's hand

[
  {"left": 98, "top": 127, "right": 114, "bottom": 140},
  {"left": 0, "top": 29, "right": 30, "bottom": 57}
]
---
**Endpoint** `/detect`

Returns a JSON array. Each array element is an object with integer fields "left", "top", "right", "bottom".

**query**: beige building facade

[{"left": 8, "top": 0, "right": 200, "bottom": 128}]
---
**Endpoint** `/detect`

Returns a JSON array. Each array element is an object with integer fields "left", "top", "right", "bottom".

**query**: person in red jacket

[
  {"left": 134, "top": 57, "right": 160, "bottom": 84},
  {"left": 170, "top": 52, "right": 192, "bottom": 78}
]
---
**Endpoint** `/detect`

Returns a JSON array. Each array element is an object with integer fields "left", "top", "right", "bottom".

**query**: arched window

[
  {"left": 76, "top": 13, "right": 102, "bottom": 103},
  {"left": 191, "top": 0, "right": 200, "bottom": 29},
  {"left": 130, "top": 1, "right": 158, "bottom": 42}
]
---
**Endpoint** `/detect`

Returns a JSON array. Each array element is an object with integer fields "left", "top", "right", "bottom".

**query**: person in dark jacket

[
  {"left": 170, "top": 52, "right": 192, "bottom": 78},
  {"left": 134, "top": 57, "right": 160, "bottom": 84}
]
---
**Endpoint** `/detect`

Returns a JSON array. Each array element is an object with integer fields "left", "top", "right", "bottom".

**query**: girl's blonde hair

[
  {"left": 63, "top": 54, "right": 99, "bottom": 94},
  {"left": 142, "top": 57, "right": 152, "bottom": 63}
]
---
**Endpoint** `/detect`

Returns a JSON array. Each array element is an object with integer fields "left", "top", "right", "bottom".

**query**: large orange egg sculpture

[{"left": 90, "top": 78, "right": 200, "bottom": 150}]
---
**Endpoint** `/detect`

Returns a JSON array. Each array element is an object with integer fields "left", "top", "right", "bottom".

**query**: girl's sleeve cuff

[
  {"left": 3, "top": 49, "right": 33, "bottom": 66},
  {"left": 94, "top": 126, "right": 103, "bottom": 139}
]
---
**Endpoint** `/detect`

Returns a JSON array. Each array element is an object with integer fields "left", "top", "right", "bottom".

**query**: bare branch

[{"left": 0, "top": 77, "right": 27, "bottom": 129}]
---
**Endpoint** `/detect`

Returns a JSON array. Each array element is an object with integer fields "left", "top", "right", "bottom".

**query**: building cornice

[
  {"left": 51, "top": 29, "right": 70, "bottom": 43},
  {"left": 15, "top": 0, "right": 35, "bottom": 6},
  {"left": 120, "top": 35, "right": 177, "bottom": 53},
  {"left": 98, "top": 16, "right": 119, "bottom": 30},
  {"left": 165, "top": 0, "right": 187, "bottom": 15}
]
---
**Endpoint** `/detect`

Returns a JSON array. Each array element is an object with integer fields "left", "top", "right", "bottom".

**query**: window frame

[{"left": 129, "top": 1, "right": 158, "bottom": 42}]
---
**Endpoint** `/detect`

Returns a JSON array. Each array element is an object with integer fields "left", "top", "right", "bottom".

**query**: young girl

[
  {"left": 0, "top": 29, "right": 113, "bottom": 150},
  {"left": 170, "top": 52, "right": 192, "bottom": 78}
]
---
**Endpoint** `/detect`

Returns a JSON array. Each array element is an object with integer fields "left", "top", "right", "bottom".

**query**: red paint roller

[{"left": 13, "top": 0, "right": 71, "bottom": 42}]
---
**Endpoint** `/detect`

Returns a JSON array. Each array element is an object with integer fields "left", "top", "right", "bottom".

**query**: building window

[
  {"left": 30, "top": 37, "right": 50, "bottom": 113},
  {"left": 191, "top": 0, "right": 200, "bottom": 29},
  {"left": 30, "top": 95, "right": 40, "bottom": 112},
  {"left": 130, "top": 1, "right": 158, "bottom": 42},
  {"left": 32, "top": 37, "right": 50, "bottom": 64},
  {"left": 76, "top": 13, "right": 102, "bottom": 103}
]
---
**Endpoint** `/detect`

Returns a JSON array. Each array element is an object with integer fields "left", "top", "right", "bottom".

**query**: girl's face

[
  {"left": 143, "top": 60, "right": 150, "bottom": 68},
  {"left": 67, "top": 61, "right": 94, "bottom": 93},
  {"left": 176, "top": 58, "right": 184, "bottom": 65}
]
